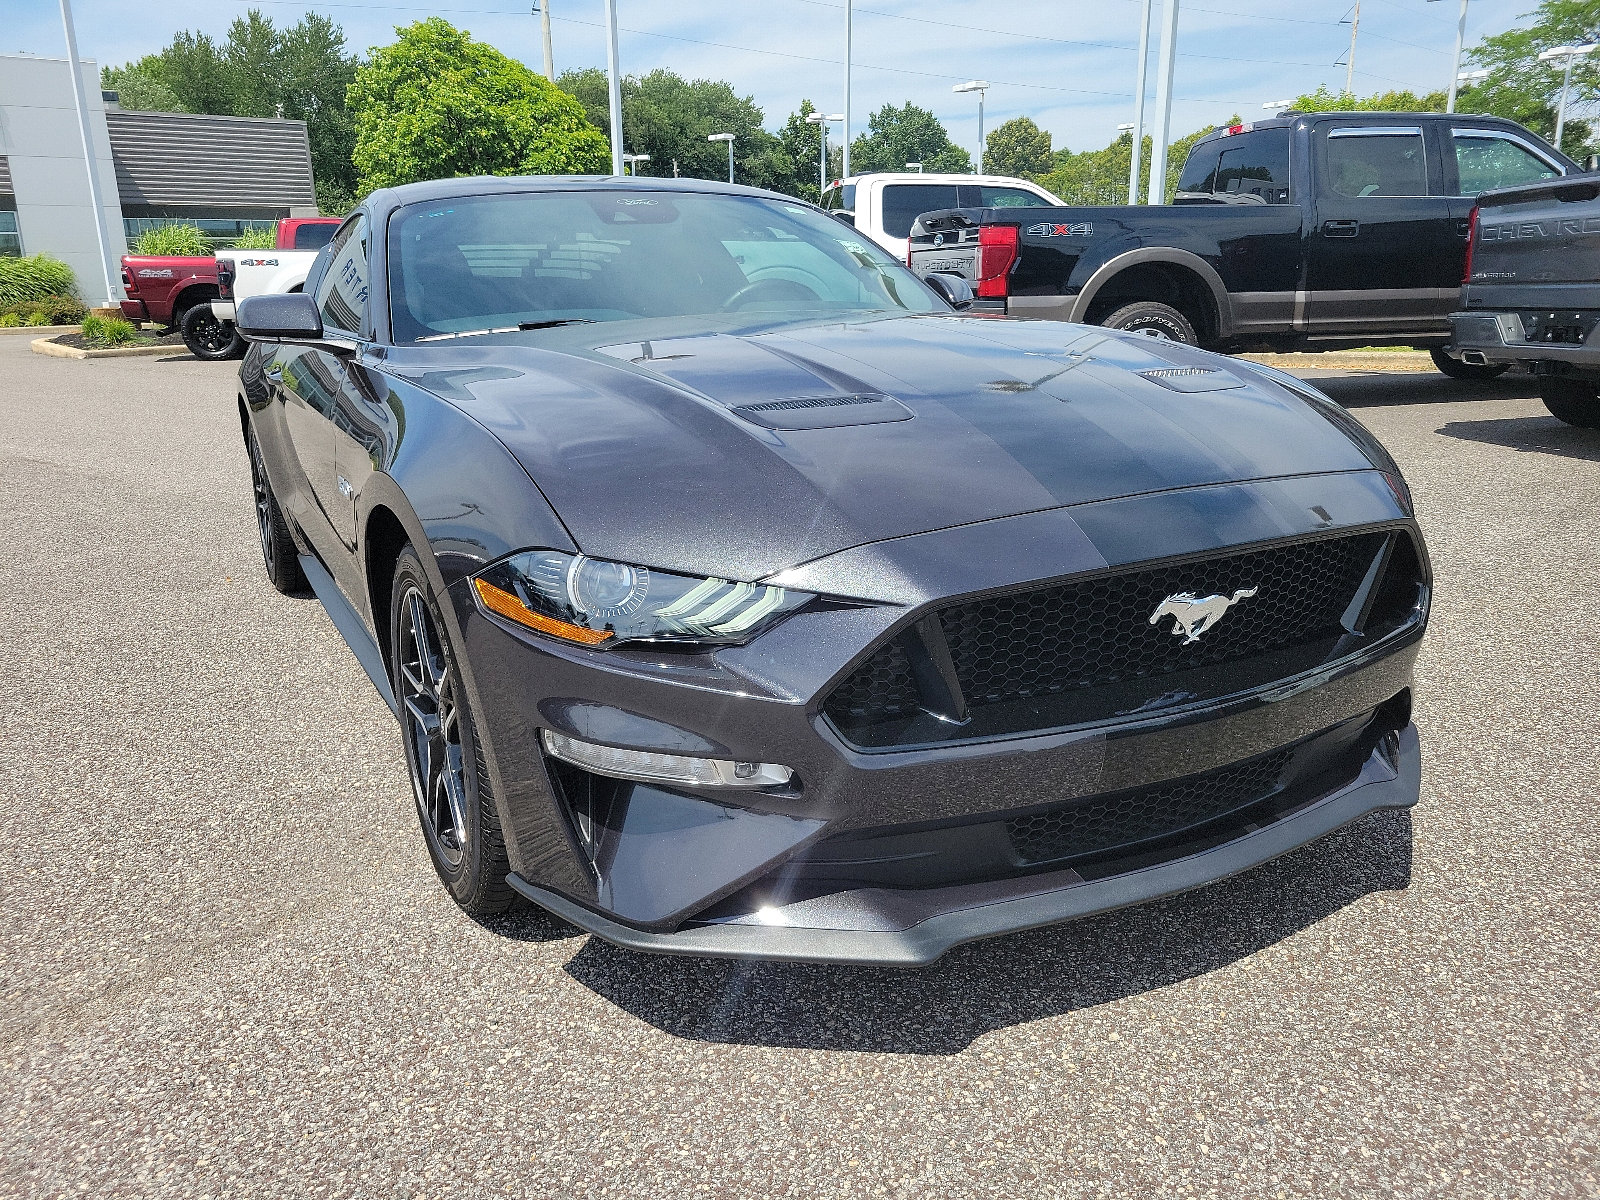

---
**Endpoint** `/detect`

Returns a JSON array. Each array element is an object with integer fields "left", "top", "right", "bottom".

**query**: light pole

[
  {"left": 709, "top": 133, "right": 736, "bottom": 184},
  {"left": 905, "top": 161, "right": 923, "bottom": 173},
  {"left": 842, "top": 0, "right": 852, "bottom": 178},
  {"left": 57, "top": 0, "right": 117, "bottom": 306},
  {"left": 1427, "top": 0, "right": 1471, "bottom": 112},
  {"left": 1539, "top": 44, "right": 1598, "bottom": 148},
  {"left": 621, "top": 153, "right": 650, "bottom": 176},
  {"left": 1456, "top": 67, "right": 1490, "bottom": 102},
  {"left": 603, "top": 0, "right": 624, "bottom": 176},
  {"left": 1146, "top": 0, "right": 1180, "bottom": 206},
  {"left": 806, "top": 111, "right": 843, "bottom": 197},
  {"left": 1263, "top": 100, "right": 1293, "bottom": 113},
  {"left": 1128, "top": 0, "right": 1153, "bottom": 204},
  {"left": 532, "top": 0, "right": 554, "bottom": 80},
  {"left": 953, "top": 80, "right": 990, "bottom": 174},
  {"left": 1343, "top": 0, "right": 1361, "bottom": 95}
]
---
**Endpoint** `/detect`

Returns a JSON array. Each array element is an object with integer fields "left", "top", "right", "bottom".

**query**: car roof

[
  {"left": 360, "top": 174, "right": 804, "bottom": 223},
  {"left": 1189, "top": 110, "right": 1543, "bottom": 150}
]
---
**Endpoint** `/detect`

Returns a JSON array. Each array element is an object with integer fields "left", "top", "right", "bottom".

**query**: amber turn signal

[{"left": 472, "top": 578, "right": 614, "bottom": 645}]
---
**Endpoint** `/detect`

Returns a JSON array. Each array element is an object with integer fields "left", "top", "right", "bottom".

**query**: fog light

[{"left": 541, "top": 730, "right": 793, "bottom": 788}]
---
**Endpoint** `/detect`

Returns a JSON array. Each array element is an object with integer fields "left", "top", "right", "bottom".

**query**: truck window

[
  {"left": 1214, "top": 129, "right": 1291, "bottom": 204},
  {"left": 1175, "top": 142, "right": 1222, "bottom": 200},
  {"left": 293, "top": 222, "right": 338, "bottom": 251},
  {"left": 880, "top": 184, "right": 961, "bottom": 238},
  {"left": 1452, "top": 132, "right": 1561, "bottom": 195},
  {"left": 316, "top": 216, "right": 369, "bottom": 336},
  {"left": 975, "top": 186, "right": 1049, "bottom": 208},
  {"left": 1325, "top": 128, "right": 1427, "bottom": 198}
]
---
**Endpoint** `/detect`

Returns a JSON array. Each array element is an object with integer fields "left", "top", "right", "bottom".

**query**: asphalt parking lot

[{"left": 2, "top": 334, "right": 1595, "bottom": 1199}]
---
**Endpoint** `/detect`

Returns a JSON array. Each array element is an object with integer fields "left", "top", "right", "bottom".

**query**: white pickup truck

[
  {"left": 201, "top": 247, "right": 324, "bottom": 356},
  {"left": 821, "top": 172, "right": 1065, "bottom": 260}
]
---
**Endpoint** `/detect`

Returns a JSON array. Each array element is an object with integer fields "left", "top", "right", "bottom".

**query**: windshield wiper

[
  {"left": 417, "top": 318, "right": 595, "bottom": 343},
  {"left": 517, "top": 318, "right": 594, "bottom": 330}
]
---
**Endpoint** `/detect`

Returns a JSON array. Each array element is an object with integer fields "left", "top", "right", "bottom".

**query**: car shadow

[
  {"left": 1436, "top": 413, "right": 1600, "bottom": 462},
  {"left": 1304, "top": 372, "right": 1532, "bottom": 409},
  {"left": 554, "top": 808, "right": 1413, "bottom": 1055}
]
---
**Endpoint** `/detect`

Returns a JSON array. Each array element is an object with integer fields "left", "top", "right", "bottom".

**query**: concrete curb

[
  {"left": 0, "top": 325, "right": 78, "bottom": 337},
  {"left": 31, "top": 336, "right": 184, "bottom": 360}
]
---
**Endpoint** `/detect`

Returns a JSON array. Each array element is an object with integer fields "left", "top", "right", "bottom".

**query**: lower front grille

[
  {"left": 1006, "top": 747, "right": 1292, "bottom": 865},
  {"left": 823, "top": 529, "right": 1424, "bottom": 749}
]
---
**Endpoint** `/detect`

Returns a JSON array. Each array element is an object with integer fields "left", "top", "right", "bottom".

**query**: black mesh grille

[
  {"left": 824, "top": 531, "right": 1419, "bottom": 747},
  {"left": 1007, "top": 747, "right": 1292, "bottom": 864}
]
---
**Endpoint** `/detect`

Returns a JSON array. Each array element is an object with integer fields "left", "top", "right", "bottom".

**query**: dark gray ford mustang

[{"left": 235, "top": 176, "right": 1428, "bottom": 965}]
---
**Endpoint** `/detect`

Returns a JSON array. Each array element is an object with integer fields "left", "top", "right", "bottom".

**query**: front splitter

[{"left": 508, "top": 722, "right": 1420, "bottom": 967}]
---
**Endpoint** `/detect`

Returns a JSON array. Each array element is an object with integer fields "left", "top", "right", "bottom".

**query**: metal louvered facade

[
  {"left": 107, "top": 110, "right": 315, "bottom": 210},
  {"left": 0, "top": 157, "right": 13, "bottom": 196}
]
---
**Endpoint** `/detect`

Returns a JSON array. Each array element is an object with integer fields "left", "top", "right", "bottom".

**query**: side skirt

[{"left": 298, "top": 552, "right": 399, "bottom": 717}]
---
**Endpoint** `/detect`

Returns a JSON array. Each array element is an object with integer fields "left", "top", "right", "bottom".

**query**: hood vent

[
  {"left": 732, "top": 392, "right": 914, "bottom": 430},
  {"left": 1137, "top": 365, "right": 1244, "bottom": 393}
]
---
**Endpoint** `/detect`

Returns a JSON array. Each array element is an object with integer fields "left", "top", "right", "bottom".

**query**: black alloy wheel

[
  {"left": 181, "top": 303, "right": 243, "bottom": 361},
  {"left": 1430, "top": 347, "right": 1509, "bottom": 380},
  {"left": 246, "top": 425, "right": 308, "bottom": 594},
  {"left": 390, "top": 548, "right": 514, "bottom": 913}
]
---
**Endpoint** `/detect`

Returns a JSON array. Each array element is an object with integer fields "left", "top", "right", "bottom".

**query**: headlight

[{"left": 472, "top": 550, "right": 811, "bottom": 647}]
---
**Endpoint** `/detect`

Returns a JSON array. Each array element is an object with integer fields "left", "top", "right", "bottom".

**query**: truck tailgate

[{"left": 1467, "top": 175, "right": 1600, "bottom": 309}]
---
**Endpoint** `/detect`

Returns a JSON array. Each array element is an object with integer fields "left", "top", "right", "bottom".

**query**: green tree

[
  {"left": 100, "top": 62, "right": 186, "bottom": 112},
  {"left": 1462, "top": 0, "right": 1600, "bottom": 155},
  {"left": 103, "top": 11, "right": 361, "bottom": 204},
  {"left": 984, "top": 116, "right": 1053, "bottom": 178},
  {"left": 351, "top": 19, "right": 609, "bottom": 191},
  {"left": 1290, "top": 84, "right": 1447, "bottom": 113},
  {"left": 775, "top": 100, "right": 846, "bottom": 203},
  {"left": 1037, "top": 117, "right": 1238, "bottom": 205},
  {"left": 558, "top": 67, "right": 791, "bottom": 190},
  {"left": 849, "top": 103, "right": 972, "bottom": 174}
]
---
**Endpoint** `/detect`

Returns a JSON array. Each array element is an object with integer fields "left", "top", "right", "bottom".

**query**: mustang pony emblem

[{"left": 1149, "top": 588, "right": 1258, "bottom": 644}]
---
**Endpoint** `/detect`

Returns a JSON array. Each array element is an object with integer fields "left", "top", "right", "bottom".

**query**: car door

[
  {"left": 1445, "top": 124, "right": 1566, "bottom": 210},
  {"left": 272, "top": 214, "right": 369, "bottom": 572},
  {"left": 1305, "top": 122, "right": 1461, "bottom": 335}
]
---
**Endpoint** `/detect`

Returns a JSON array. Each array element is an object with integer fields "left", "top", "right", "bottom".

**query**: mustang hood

[{"left": 385, "top": 314, "right": 1375, "bottom": 581}]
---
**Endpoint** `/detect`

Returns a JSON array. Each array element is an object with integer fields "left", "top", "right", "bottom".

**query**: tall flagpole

[
  {"left": 1128, "top": 0, "right": 1153, "bottom": 204},
  {"left": 58, "top": 0, "right": 118, "bottom": 305},
  {"left": 603, "top": 0, "right": 624, "bottom": 176},
  {"left": 1146, "top": 0, "right": 1180, "bottom": 206}
]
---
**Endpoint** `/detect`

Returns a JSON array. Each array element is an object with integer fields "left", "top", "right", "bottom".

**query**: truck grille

[{"left": 823, "top": 530, "right": 1422, "bottom": 749}]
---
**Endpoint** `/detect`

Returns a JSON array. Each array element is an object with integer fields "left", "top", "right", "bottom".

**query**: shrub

[
  {"left": 80, "top": 314, "right": 140, "bottom": 346},
  {"left": 0, "top": 313, "right": 20, "bottom": 328},
  {"left": 229, "top": 226, "right": 277, "bottom": 249},
  {"left": 133, "top": 224, "right": 212, "bottom": 257},
  {"left": 0, "top": 254, "right": 78, "bottom": 307},
  {"left": 1, "top": 294, "right": 88, "bottom": 325},
  {"left": 25, "top": 312, "right": 49, "bottom": 327}
]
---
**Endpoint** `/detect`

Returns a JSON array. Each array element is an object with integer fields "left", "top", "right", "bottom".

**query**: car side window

[
  {"left": 1325, "top": 129, "right": 1428, "bottom": 198},
  {"left": 1175, "top": 143, "right": 1222, "bottom": 200},
  {"left": 315, "top": 216, "right": 370, "bottom": 337},
  {"left": 880, "top": 184, "right": 961, "bottom": 238},
  {"left": 294, "top": 222, "right": 338, "bottom": 251},
  {"left": 1213, "top": 129, "right": 1291, "bottom": 204},
  {"left": 1452, "top": 134, "right": 1560, "bottom": 195},
  {"left": 975, "top": 186, "right": 1051, "bottom": 208}
]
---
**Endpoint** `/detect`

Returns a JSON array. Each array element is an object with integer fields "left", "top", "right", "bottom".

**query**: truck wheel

[
  {"left": 1430, "top": 348, "right": 1509, "bottom": 380},
  {"left": 1539, "top": 379, "right": 1600, "bottom": 428},
  {"left": 1100, "top": 301, "right": 1197, "bottom": 345},
  {"left": 182, "top": 304, "right": 243, "bottom": 361}
]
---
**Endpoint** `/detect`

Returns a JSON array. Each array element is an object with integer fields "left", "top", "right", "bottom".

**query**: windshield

[{"left": 387, "top": 189, "right": 939, "bottom": 342}]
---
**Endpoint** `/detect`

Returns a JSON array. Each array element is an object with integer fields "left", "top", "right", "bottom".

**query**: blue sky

[{"left": 11, "top": 0, "right": 1532, "bottom": 154}]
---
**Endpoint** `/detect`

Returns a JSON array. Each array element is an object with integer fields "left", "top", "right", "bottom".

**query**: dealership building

[{"left": 0, "top": 53, "right": 317, "bottom": 303}]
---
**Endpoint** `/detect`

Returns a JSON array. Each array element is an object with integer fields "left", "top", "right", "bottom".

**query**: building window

[{"left": 0, "top": 210, "right": 21, "bottom": 257}]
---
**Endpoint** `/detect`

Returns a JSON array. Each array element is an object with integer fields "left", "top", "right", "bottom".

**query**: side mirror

[
  {"left": 1585, "top": 154, "right": 1599, "bottom": 173},
  {"left": 237, "top": 292, "right": 355, "bottom": 354},
  {"left": 924, "top": 271, "right": 975, "bottom": 311},
  {"left": 832, "top": 211, "right": 856, "bottom": 228}
]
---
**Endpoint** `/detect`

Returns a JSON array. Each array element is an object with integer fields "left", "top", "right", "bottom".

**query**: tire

[
  {"left": 1099, "top": 300, "right": 1198, "bottom": 345},
  {"left": 1430, "top": 347, "right": 1509, "bottom": 380},
  {"left": 390, "top": 547, "right": 515, "bottom": 915},
  {"left": 245, "top": 424, "right": 308, "bottom": 594},
  {"left": 1539, "top": 378, "right": 1600, "bottom": 428},
  {"left": 181, "top": 303, "right": 243, "bottom": 361}
]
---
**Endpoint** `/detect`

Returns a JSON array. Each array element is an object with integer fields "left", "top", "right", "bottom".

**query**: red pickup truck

[{"left": 119, "top": 216, "right": 339, "bottom": 333}]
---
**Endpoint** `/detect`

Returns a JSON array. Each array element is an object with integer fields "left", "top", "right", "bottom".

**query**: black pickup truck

[
  {"left": 1449, "top": 173, "right": 1600, "bottom": 425},
  {"left": 908, "top": 111, "right": 1573, "bottom": 377}
]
